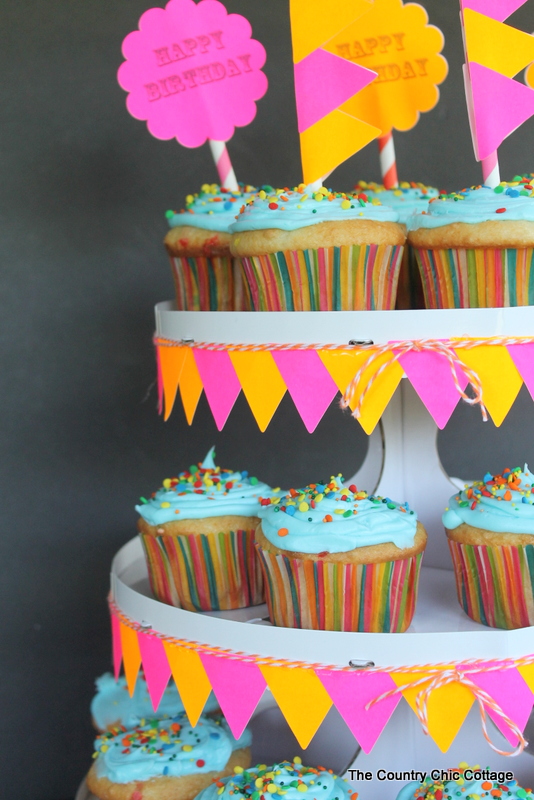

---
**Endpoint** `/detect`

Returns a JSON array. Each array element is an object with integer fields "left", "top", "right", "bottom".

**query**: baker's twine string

[
  {"left": 154, "top": 334, "right": 534, "bottom": 421},
  {"left": 110, "top": 599, "right": 533, "bottom": 755}
]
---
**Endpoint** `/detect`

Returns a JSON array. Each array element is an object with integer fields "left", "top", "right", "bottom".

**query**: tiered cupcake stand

[{"left": 78, "top": 305, "right": 534, "bottom": 800}]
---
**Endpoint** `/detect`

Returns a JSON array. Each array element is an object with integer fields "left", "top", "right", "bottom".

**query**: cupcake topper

[
  {"left": 460, "top": 0, "right": 534, "bottom": 188},
  {"left": 322, "top": 0, "right": 448, "bottom": 189},
  {"left": 117, "top": 0, "right": 268, "bottom": 190}
]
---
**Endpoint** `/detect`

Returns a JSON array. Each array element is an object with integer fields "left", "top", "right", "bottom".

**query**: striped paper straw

[
  {"left": 482, "top": 151, "right": 500, "bottom": 188},
  {"left": 378, "top": 132, "right": 398, "bottom": 190},
  {"left": 209, "top": 140, "right": 239, "bottom": 191}
]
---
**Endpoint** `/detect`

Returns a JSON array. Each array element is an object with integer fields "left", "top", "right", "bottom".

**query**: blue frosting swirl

[
  {"left": 166, "top": 183, "right": 258, "bottom": 233},
  {"left": 443, "top": 465, "right": 534, "bottom": 534},
  {"left": 408, "top": 182, "right": 534, "bottom": 231},
  {"left": 355, "top": 181, "right": 439, "bottom": 224},
  {"left": 258, "top": 476, "right": 417, "bottom": 553}
]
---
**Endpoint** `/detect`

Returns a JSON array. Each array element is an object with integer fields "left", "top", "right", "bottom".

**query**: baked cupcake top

[
  {"left": 195, "top": 759, "right": 353, "bottom": 800},
  {"left": 443, "top": 465, "right": 534, "bottom": 534},
  {"left": 91, "top": 672, "right": 220, "bottom": 731},
  {"left": 408, "top": 180, "right": 534, "bottom": 231},
  {"left": 136, "top": 448, "right": 275, "bottom": 525},
  {"left": 354, "top": 181, "right": 439, "bottom": 224},
  {"left": 229, "top": 184, "right": 400, "bottom": 233},
  {"left": 166, "top": 183, "right": 258, "bottom": 233},
  {"left": 92, "top": 712, "right": 247, "bottom": 784},
  {"left": 258, "top": 475, "right": 417, "bottom": 553},
  {"left": 396, "top": 763, "right": 531, "bottom": 800}
]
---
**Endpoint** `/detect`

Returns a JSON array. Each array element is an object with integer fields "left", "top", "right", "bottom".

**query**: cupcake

[
  {"left": 229, "top": 185, "right": 405, "bottom": 310},
  {"left": 91, "top": 672, "right": 220, "bottom": 732},
  {"left": 396, "top": 763, "right": 531, "bottom": 800},
  {"left": 136, "top": 448, "right": 275, "bottom": 611},
  {"left": 408, "top": 180, "right": 534, "bottom": 308},
  {"left": 194, "top": 759, "right": 353, "bottom": 800},
  {"left": 164, "top": 183, "right": 257, "bottom": 311},
  {"left": 355, "top": 180, "right": 439, "bottom": 310},
  {"left": 255, "top": 476, "right": 427, "bottom": 632},
  {"left": 87, "top": 712, "right": 251, "bottom": 800},
  {"left": 443, "top": 465, "right": 534, "bottom": 629}
]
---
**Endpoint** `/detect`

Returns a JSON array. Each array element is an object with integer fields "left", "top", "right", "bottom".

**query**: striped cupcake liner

[
  {"left": 448, "top": 539, "right": 534, "bottom": 629},
  {"left": 140, "top": 528, "right": 264, "bottom": 612},
  {"left": 255, "top": 545, "right": 423, "bottom": 632},
  {"left": 413, "top": 247, "right": 534, "bottom": 308},
  {"left": 169, "top": 255, "right": 245, "bottom": 311},
  {"left": 240, "top": 244, "right": 404, "bottom": 311}
]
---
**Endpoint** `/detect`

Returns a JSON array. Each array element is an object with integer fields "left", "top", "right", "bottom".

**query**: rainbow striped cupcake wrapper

[
  {"left": 169, "top": 255, "right": 248, "bottom": 311},
  {"left": 140, "top": 528, "right": 264, "bottom": 612},
  {"left": 255, "top": 545, "right": 423, "bottom": 632},
  {"left": 241, "top": 244, "right": 404, "bottom": 311},
  {"left": 448, "top": 539, "right": 534, "bottom": 629},
  {"left": 413, "top": 247, "right": 534, "bottom": 308}
]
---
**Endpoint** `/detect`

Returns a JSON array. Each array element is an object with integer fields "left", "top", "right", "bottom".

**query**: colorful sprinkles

[
  {"left": 451, "top": 466, "right": 534, "bottom": 512},
  {"left": 141, "top": 463, "right": 262, "bottom": 507},
  {"left": 410, "top": 763, "right": 532, "bottom": 800},
  {"left": 235, "top": 183, "right": 383, "bottom": 220},
  {"left": 219, "top": 760, "right": 354, "bottom": 800},
  {"left": 93, "top": 716, "right": 216, "bottom": 763}
]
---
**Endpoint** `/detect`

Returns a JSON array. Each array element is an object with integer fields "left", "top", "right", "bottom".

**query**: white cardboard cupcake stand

[{"left": 78, "top": 305, "right": 534, "bottom": 800}]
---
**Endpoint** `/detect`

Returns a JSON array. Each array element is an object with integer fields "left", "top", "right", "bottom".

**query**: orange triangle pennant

[
  {"left": 317, "top": 350, "right": 371, "bottom": 394},
  {"left": 229, "top": 351, "right": 287, "bottom": 432},
  {"left": 163, "top": 642, "right": 212, "bottom": 726},
  {"left": 454, "top": 343, "right": 522, "bottom": 426},
  {"left": 391, "top": 672, "right": 475, "bottom": 752},
  {"left": 290, "top": 0, "right": 373, "bottom": 63},
  {"left": 119, "top": 622, "right": 142, "bottom": 697},
  {"left": 158, "top": 345, "right": 188, "bottom": 422},
  {"left": 179, "top": 348, "right": 204, "bottom": 425},
  {"left": 259, "top": 666, "right": 333, "bottom": 748},
  {"left": 464, "top": 9, "right": 534, "bottom": 79}
]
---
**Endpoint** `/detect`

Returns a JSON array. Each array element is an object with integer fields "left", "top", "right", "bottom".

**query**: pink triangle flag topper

[
  {"left": 464, "top": 665, "right": 534, "bottom": 746},
  {"left": 507, "top": 343, "right": 534, "bottom": 402},
  {"left": 396, "top": 349, "right": 468, "bottom": 430},
  {"left": 271, "top": 350, "right": 338, "bottom": 433},
  {"left": 199, "top": 653, "right": 267, "bottom": 738},
  {"left": 138, "top": 632, "right": 172, "bottom": 712},
  {"left": 294, "top": 49, "right": 377, "bottom": 132},
  {"left": 193, "top": 349, "right": 241, "bottom": 430},
  {"left": 316, "top": 669, "right": 401, "bottom": 754},
  {"left": 468, "top": 62, "right": 534, "bottom": 161},
  {"left": 460, "top": 0, "right": 528, "bottom": 23},
  {"left": 111, "top": 611, "right": 123, "bottom": 681}
]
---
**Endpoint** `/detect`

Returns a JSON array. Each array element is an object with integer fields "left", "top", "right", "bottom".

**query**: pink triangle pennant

[
  {"left": 465, "top": 665, "right": 534, "bottom": 745},
  {"left": 461, "top": 0, "right": 528, "bottom": 22},
  {"left": 470, "top": 62, "right": 534, "bottom": 160},
  {"left": 138, "top": 632, "right": 172, "bottom": 712},
  {"left": 193, "top": 349, "right": 241, "bottom": 430},
  {"left": 316, "top": 669, "right": 400, "bottom": 754},
  {"left": 396, "top": 350, "right": 468, "bottom": 429},
  {"left": 271, "top": 350, "right": 338, "bottom": 433},
  {"left": 111, "top": 611, "right": 122, "bottom": 680},
  {"left": 199, "top": 653, "right": 267, "bottom": 738},
  {"left": 295, "top": 48, "right": 377, "bottom": 132},
  {"left": 507, "top": 343, "right": 534, "bottom": 401}
]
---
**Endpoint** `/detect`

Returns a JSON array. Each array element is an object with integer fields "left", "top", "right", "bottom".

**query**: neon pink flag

[
  {"left": 111, "top": 612, "right": 122, "bottom": 680},
  {"left": 316, "top": 669, "right": 400, "bottom": 753},
  {"left": 118, "top": 0, "right": 268, "bottom": 147},
  {"left": 466, "top": 665, "right": 534, "bottom": 745},
  {"left": 295, "top": 49, "right": 377, "bottom": 132},
  {"left": 138, "top": 632, "right": 172, "bottom": 711},
  {"left": 470, "top": 63, "right": 534, "bottom": 160},
  {"left": 199, "top": 653, "right": 266, "bottom": 738},
  {"left": 193, "top": 349, "right": 241, "bottom": 430},
  {"left": 507, "top": 343, "right": 534, "bottom": 400},
  {"left": 397, "top": 350, "right": 468, "bottom": 429},
  {"left": 271, "top": 350, "right": 338, "bottom": 433},
  {"left": 460, "top": 0, "right": 527, "bottom": 22}
]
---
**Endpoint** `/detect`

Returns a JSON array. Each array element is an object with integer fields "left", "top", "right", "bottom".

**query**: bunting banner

[
  {"left": 154, "top": 335, "right": 533, "bottom": 434},
  {"left": 110, "top": 603, "right": 534, "bottom": 755}
]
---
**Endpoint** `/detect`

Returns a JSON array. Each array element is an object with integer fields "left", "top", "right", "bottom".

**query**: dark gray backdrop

[{"left": 3, "top": 2, "right": 534, "bottom": 797}]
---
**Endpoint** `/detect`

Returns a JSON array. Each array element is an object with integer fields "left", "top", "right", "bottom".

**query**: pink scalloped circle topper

[{"left": 118, "top": 0, "right": 268, "bottom": 147}]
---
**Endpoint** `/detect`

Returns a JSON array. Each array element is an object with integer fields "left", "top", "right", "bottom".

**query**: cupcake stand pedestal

[{"left": 86, "top": 306, "right": 534, "bottom": 800}]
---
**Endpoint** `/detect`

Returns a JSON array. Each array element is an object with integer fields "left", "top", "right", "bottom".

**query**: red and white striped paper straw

[
  {"left": 482, "top": 150, "right": 501, "bottom": 188},
  {"left": 378, "top": 132, "right": 399, "bottom": 189},
  {"left": 209, "top": 139, "right": 239, "bottom": 191}
]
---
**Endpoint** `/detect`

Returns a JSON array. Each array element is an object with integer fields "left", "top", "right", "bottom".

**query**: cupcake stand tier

[{"left": 103, "top": 306, "right": 534, "bottom": 800}]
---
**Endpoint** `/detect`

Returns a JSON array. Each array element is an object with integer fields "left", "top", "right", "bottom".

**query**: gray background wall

[{"left": 2, "top": 1, "right": 534, "bottom": 797}]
